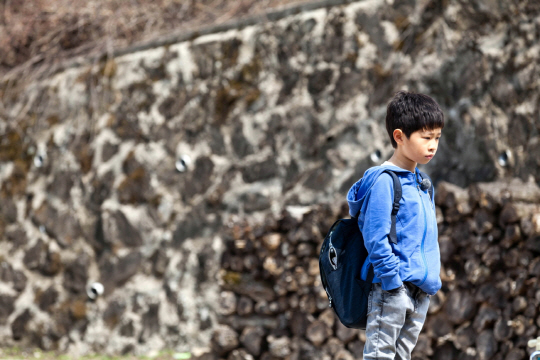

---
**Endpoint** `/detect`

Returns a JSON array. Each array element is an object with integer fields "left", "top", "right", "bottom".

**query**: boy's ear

[{"left": 393, "top": 129, "right": 404, "bottom": 146}]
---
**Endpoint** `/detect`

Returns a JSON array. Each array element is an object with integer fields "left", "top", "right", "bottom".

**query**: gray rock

[
  {"left": 219, "top": 291, "right": 237, "bottom": 316},
  {"left": 414, "top": 334, "right": 433, "bottom": 356},
  {"left": 63, "top": 254, "right": 89, "bottom": 294},
  {"left": 227, "top": 349, "right": 254, "bottom": 360},
  {"left": 504, "top": 348, "right": 525, "bottom": 360},
  {"left": 212, "top": 325, "right": 239, "bottom": 355},
  {"left": 322, "top": 337, "right": 343, "bottom": 356},
  {"left": 0, "top": 261, "right": 27, "bottom": 292},
  {"left": 103, "top": 210, "right": 143, "bottom": 248},
  {"left": 473, "top": 305, "right": 499, "bottom": 332},
  {"left": 236, "top": 296, "right": 253, "bottom": 316},
  {"left": 347, "top": 340, "right": 365, "bottom": 358},
  {"left": 0, "top": 196, "right": 17, "bottom": 224},
  {"left": 47, "top": 171, "right": 75, "bottom": 200},
  {"left": 335, "top": 321, "right": 358, "bottom": 344},
  {"left": 432, "top": 342, "right": 458, "bottom": 360},
  {"left": 103, "top": 301, "right": 126, "bottom": 329},
  {"left": 334, "top": 349, "right": 354, "bottom": 360},
  {"left": 306, "top": 320, "right": 331, "bottom": 347},
  {"left": 37, "top": 286, "right": 58, "bottom": 311},
  {"left": 241, "top": 158, "right": 277, "bottom": 184},
  {"left": 118, "top": 152, "right": 155, "bottom": 204},
  {"left": 120, "top": 320, "right": 134, "bottom": 337},
  {"left": 5, "top": 228, "right": 27, "bottom": 248},
  {"left": 11, "top": 309, "right": 32, "bottom": 340},
  {"left": 0, "top": 295, "right": 16, "bottom": 324},
  {"left": 476, "top": 330, "right": 498, "bottom": 360},
  {"left": 150, "top": 247, "right": 169, "bottom": 277},
  {"left": 445, "top": 290, "right": 476, "bottom": 324},
  {"left": 427, "top": 313, "right": 453, "bottom": 338},
  {"left": 240, "top": 326, "right": 265, "bottom": 357},
  {"left": 32, "top": 203, "right": 81, "bottom": 247},
  {"left": 139, "top": 303, "right": 160, "bottom": 342},
  {"left": 454, "top": 324, "right": 476, "bottom": 350},
  {"left": 101, "top": 142, "right": 119, "bottom": 163},
  {"left": 268, "top": 336, "right": 291, "bottom": 358}
]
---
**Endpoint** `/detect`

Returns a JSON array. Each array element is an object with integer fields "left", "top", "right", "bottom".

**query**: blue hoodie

[{"left": 347, "top": 163, "right": 442, "bottom": 296}]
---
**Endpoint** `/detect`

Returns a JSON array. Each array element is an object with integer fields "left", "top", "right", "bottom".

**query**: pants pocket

[{"left": 367, "top": 286, "right": 374, "bottom": 314}]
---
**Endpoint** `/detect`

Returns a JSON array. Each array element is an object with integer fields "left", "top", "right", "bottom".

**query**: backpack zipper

[
  {"left": 328, "top": 243, "right": 338, "bottom": 270},
  {"left": 328, "top": 232, "right": 338, "bottom": 271},
  {"left": 417, "top": 184, "right": 429, "bottom": 285}
]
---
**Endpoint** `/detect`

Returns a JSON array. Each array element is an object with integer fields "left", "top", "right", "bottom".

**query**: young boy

[{"left": 347, "top": 91, "right": 444, "bottom": 359}]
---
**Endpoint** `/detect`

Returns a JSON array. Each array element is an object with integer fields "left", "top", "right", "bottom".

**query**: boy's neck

[{"left": 388, "top": 152, "right": 417, "bottom": 173}]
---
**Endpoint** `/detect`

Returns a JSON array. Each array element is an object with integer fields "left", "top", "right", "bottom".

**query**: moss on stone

[
  {"left": 117, "top": 166, "right": 146, "bottom": 204},
  {"left": 1, "top": 159, "right": 30, "bottom": 197},
  {"left": 222, "top": 271, "right": 242, "bottom": 286},
  {"left": 214, "top": 57, "right": 264, "bottom": 123},
  {"left": 240, "top": 58, "right": 262, "bottom": 84},
  {"left": 145, "top": 62, "right": 167, "bottom": 82},
  {"left": 46, "top": 115, "right": 60, "bottom": 126},
  {"left": 100, "top": 59, "right": 118, "bottom": 79},
  {"left": 0, "top": 129, "right": 31, "bottom": 165},
  {"left": 220, "top": 38, "right": 242, "bottom": 68},
  {"left": 0, "top": 219, "right": 5, "bottom": 240},
  {"left": 126, "top": 81, "right": 156, "bottom": 113},
  {"left": 394, "top": 15, "right": 410, "bottom": 32},
  {"left": 244, "top": 88, "right": 261, "bottom": 108},
  {"left": 372, "top": 63, "right": 392, "bottom": 79},
  {"left": 215, "top": 85, "right": 241, "bottom": 125},
  {"left": 75, "top": 68, "right": 92, "bottom": 84},
  {"left": 69, "top": 299, "right": 87, "bottom": 321},
  {"left": 345, "top": 52, "right": 358, "bottom": 65},
  {"left": 73, "top": 136, "right": 94, "bottom": 174},
  {"left": 117, "top": 152, "right": 159, "bottom": 205}
]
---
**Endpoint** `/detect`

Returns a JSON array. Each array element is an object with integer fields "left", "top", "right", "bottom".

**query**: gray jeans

[{"left": 363, "top": 282, "right": 430, "bottom": 360}]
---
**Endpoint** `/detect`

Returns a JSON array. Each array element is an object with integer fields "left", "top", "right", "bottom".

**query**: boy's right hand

[{"left": 384, "top": 284, "right": 404, "bottom": 294}]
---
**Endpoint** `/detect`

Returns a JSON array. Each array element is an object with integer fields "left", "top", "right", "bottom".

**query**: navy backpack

[{"left": 319, "top": 169, "right": 433, "bottom": 329}]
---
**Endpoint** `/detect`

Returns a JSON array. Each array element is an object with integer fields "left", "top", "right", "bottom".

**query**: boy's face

[{"left": 398, "top": 128, "right": 442, "bottom": 165}]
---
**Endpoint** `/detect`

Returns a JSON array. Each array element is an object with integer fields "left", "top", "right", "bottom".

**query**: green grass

[{"left": 0, "top": 347, "right": 192, "bottom": 360}]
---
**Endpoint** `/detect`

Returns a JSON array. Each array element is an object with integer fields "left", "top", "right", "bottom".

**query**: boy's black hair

[{"left": 386, "top": 91, "right": 444, "bottom": 148}]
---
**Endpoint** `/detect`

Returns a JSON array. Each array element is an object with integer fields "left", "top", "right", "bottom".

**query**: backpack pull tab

[
  {"left": 329, "top": 244, "right": 338, "bottom": 270},
  {"left": 326, "top": 290, "right": 333, "bottom": 308}
]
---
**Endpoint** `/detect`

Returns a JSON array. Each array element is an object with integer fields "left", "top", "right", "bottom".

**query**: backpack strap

[
  {"left": 382, "top": 170, "right": 402, "bottom": 245},
  {"left": 352, "top": 169, "right": 402, "bottom": 245},
  {"left": 364, "top": 169, "right": 402, "bottom": 279}
]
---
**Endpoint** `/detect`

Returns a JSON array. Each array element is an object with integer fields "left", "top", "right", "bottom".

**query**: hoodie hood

[{"left": 347, "top": 164, "right": 416, "bottom": 217}]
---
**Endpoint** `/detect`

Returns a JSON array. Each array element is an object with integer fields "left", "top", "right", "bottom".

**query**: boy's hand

[{"left": 384, "top": 284, "right": 404, "bottom": 294}]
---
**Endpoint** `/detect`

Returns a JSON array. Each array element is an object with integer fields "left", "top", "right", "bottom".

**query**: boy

[{"left": 347, "top": 91, "right": 444, "bottom": 359}]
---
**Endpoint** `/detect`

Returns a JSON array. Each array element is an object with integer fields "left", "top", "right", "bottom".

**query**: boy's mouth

[{"left": 425, "top": 155, "right": 434, "bottom": 159}]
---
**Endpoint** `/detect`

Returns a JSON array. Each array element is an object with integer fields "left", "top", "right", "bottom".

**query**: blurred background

[{"left": 0, "top": 0, "right": 539, "bottom": 359}]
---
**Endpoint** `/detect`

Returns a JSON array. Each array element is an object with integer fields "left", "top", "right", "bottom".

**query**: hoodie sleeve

[{"left": 359, "top": 173, "right": 402, "bottom": 291}]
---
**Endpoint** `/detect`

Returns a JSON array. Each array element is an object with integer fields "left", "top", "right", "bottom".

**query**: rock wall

[
  {"left": 0, "top": 0, "right": 539, "bottom": 357},
  {"left": 214, "top": 178, "right": 540, "bottom": 360}
]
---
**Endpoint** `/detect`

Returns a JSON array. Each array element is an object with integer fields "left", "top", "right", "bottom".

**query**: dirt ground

[{"left": 0, "top": 0, "right": 308, "bottom": 79}]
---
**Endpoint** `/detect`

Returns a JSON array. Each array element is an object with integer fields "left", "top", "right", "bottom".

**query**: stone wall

[{"left": 0, "top": 0, "right": 539, "bottom": 357}]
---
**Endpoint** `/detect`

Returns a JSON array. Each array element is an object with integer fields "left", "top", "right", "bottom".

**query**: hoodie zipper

[{"left": 417, "top": 184, "right": 429, "bottom": 285}]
